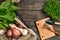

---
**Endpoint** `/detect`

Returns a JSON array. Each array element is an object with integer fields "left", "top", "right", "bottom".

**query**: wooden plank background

[
  {"left": 17, "top": 0, "right": 47, "bottom": 40},
  {"left": 17, "top": 0, "right": 60, "bottom": 40}
]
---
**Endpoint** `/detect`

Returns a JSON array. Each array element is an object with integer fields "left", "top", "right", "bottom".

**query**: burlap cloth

[{"left": 0, "top": 28, "right": 37, "bottom": 40}]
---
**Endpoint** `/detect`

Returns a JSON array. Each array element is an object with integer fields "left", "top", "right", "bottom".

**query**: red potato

[
  {"left": 6, "top": 28, "right": 22, "bottom": 39},
  {"left": 7, "top": 29, "right": 12, "bottom": 37},
  {"left": 10, "top": 24, "right": 28, "bottom": 36},
  {"left": 13, "top": 28, "right": 22, "bottom": 39}
]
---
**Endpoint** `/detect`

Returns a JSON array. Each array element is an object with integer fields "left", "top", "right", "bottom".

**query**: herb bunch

[
  {"left": 44, "top": 0, "right": 60, "bottom": 21},
  {"left": 0, "top": 0, "right": 19, "bottom": 30}
]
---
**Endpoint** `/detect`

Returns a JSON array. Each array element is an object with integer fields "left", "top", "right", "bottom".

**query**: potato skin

[
  {"left": 13, "top": 28, "right": 22, "bottom": 39},
  {"left": 7, "top": 29, "right": 12, "bottom": 37}
]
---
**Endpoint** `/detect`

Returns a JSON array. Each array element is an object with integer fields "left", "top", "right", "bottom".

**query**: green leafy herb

[
  {"left": 0, "top": 0, "right": 19, "bottom": 30},
  {"left": 44, "top": 0, "right": 60, "bottom": 21},
  {"left": 0, "top": 23, "right": 6, "bottom": 30}
]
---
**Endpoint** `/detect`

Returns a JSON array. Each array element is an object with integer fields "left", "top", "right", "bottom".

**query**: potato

[
  {"left": 13, "top": 28, "right": 22, "bottom": 39},
  {"left": 7, "top": 29, "right": 12, "bottom": 37},
  {"left": 10, "top": 24, "right": 28, "bottom": 36}
]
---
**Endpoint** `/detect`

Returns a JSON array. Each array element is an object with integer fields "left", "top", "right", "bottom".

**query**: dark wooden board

[
  {"left": 17, "top": 0, "right": 46, "bottom": 10},
  {"left": 17, "top": 11, "right": 46, "bottom": 40},
  {"left": 16, "top": 0, "right": 47, "bottom": 40},
  {"left": 17, "top": 0, "right": 60, "bottom": 40}
]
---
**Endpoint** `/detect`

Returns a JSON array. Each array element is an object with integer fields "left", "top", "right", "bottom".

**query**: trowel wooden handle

[
  {"left": 49, "top": 29, "right": 60, "bottom": 36},
  {"left": 55, "top": 22, "right": 60, "bottom": 25},
  {"left": 44, "top": 27, "right": 60, "bottom": 36}
]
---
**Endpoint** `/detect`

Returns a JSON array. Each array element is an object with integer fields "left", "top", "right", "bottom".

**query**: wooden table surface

[
  {"left": 16, "top": 0, "right": 60, "bottom": 40},
  {"left": 16, "top": 0, "right": 47, "bottom": 40}
]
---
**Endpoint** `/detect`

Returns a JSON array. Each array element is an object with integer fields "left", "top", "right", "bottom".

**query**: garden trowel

[
  {"left": 46, "top": 20, "right": 60, "bottom": 25},
  {"left": 46, "top": 20, "right": 60, "bottom": 32}
]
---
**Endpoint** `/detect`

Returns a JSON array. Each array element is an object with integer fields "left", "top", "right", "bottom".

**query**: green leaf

[
  {"left": 0, "top": 23, "right": 6, "bottom": 30},
  {"left": 44, "top": 0, "right": 60, "bottom": 21},
  {"left": 0, "top": 0, "right": 19, "bottom": 30}
]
